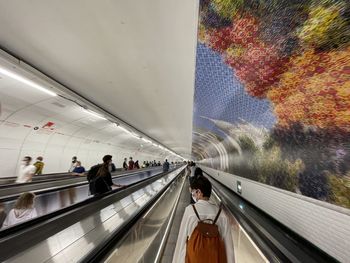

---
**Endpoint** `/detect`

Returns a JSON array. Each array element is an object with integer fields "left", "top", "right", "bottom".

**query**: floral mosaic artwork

[{"left": 192, "top": 0, "right": 350, "bottom": 208}]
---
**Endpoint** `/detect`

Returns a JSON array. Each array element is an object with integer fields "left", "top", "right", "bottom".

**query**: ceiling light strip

[{"left": 0, "top": 67, "right": 57, "bottom": 96}]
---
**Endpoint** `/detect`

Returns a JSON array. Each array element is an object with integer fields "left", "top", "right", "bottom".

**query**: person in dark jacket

[
  {"left": 123, "top": 158, "right": 128, "bottom": 170},
  {"left": 90, "top": 155, "right": 123, "bottom": 195},
  {"left": 128, "top": 157, "right": 134, "bottom": 170},
  {"left": 163, "top": 159, "right": 170, "bottom": 172}
]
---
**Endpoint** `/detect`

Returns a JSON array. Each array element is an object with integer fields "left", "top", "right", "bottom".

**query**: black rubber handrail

[
  {"left": 0, "top": 166, "right": 158, "bottom": 189},
  {"left": 0, "top": 166, "right": 164, "bottom": 202},
  {"left": 0, "top": 166, "right": 185, "bottom": 262},
  {"left": 204, "top": 171, "right": 339, "bottom": 263}
]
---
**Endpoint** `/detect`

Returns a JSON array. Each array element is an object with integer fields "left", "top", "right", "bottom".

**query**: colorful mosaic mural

[{"left": 192, "top": 0, "right": 350, "bottom": 208}]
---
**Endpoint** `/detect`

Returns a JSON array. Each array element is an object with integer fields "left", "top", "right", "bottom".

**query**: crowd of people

[
  {"left": 15, "top": 155, "right": 173, "bottom": 184},
  {"left": 122, "top": 157, "right": 169, "bottom": 171}
]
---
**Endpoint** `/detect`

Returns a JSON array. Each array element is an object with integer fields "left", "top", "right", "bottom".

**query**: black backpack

[{"left": 87, "top": 164, "right": 102, "bottom": 182}]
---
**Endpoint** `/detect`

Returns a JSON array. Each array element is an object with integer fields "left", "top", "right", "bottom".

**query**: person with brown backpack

[{"left": 172, "top": 176, "right": 234, "bottom": 263}]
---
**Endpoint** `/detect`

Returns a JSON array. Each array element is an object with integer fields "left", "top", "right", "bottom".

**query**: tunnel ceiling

[{"left": 0, "top": 1, "right": 199, "bottom": 159}]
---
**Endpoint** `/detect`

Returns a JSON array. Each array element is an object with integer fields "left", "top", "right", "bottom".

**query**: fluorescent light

[
  {"left": 142, "top": 138, "right": 152, "bottom": 143},
  {"left": 118, "top": 125, "right": 131, "bottom": 134},
  {"left": 84, "top": 109, "right": 107, "bottom": 120},
  {"left": 118, "top": 125, "right": 140, "bottom": 139},
  {"left": 0, "top": 67, "right": 57, "bottom": 96},
  {"left": 131, "top": 133, "right": 141, "bottom": 139}
]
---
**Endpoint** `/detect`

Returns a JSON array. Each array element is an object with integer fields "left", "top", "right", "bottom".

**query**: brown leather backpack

[{"left": 185, "top": 205, "right": 227, "bottom": 263}]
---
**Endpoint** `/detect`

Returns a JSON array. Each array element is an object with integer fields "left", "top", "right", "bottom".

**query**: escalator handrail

[
  {"left": 0, "top": 166, "right": 185, "bottom": 262},
  {"left": 0, "top": 166, "right": 165, "bottom": 202},
  {"left": 0, "top": 166, "right": 161, "bottom": 189}
]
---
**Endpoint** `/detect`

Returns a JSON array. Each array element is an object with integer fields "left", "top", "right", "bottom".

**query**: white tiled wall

[{"left": 201, "top": 166, "right": 350, "bottom": 263}]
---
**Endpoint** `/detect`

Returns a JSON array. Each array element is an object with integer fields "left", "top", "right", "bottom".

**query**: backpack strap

[
  {"left": 191, "top": 205, "right": 201, "bottom": 221},
  {"left": 213, "top": 205, "right": 222, "bottom": 224}
]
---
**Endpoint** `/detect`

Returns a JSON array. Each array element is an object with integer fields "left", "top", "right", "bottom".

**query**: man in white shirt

[
  {"left": 69, "top": 156, "right": 78, "bottom": 172},
  {"left": 173, "top": 176, "right": 235, "bottom": 263},
  {"left": 16, "top": 156, "right": 36, "bottom": 183}
]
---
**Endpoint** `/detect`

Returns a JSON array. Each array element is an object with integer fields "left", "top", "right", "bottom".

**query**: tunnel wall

[
  {"left": 201, "top": 165, "right": 350, "bottom": 263},
  {"left": 192, "top": 0, "right": 350, "bottom": 209},
  {"left": 192, "top": 1, "right": 350, "bottom": 259},
  {"left": 0, "top": 68, "right": 169, "bottom": 178}
]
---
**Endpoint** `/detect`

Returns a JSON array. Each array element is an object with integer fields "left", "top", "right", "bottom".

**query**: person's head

[
  {"left": 130, "top": 157, "right": 133, "bottom": 160},
  {"left": 36, "top": 156, "right": 43, "bottom": 161},
  {"left": 194, "top": 167, "right": 203, "bottom": 178},
  {"left": 190, "top": 176, "right": 212, "bottom": 201},
  {"left": 22, "top": 156, "right": 32, "bottom": 165},
  {"left": 14, "top": 192, "right": 35, "bottom": 210},
  {"left": 165, "top": 159, "right": 168, "bottom": 162},
  {"left": 76, "top": 161, "right": 82, "bottom": 167},
  {"left": 72, "top": 156, "right": 77, "bottom": 163},
  {"left": 103, "top": 155, "right": 113, "bottom": 164},
  {"left": 124, "top": 158, "right": 127, "bottom": 161}
]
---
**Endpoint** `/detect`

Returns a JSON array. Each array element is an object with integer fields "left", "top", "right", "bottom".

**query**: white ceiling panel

[{"left": 0, "top": 0, "right": 198, "bottom": 158}]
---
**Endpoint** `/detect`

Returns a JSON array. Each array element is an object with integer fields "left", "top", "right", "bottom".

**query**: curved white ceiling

[{"left": 0, "top": 0, "right": 199, "bottom": 158}]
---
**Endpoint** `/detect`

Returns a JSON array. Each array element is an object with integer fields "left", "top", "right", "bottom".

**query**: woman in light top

[{"left": 2, "top": 192, "right": 37, "bottom": 228}]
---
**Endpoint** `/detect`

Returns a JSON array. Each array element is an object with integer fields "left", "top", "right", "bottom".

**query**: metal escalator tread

[{"left": 160, "top": 177, "right": 191, "bottom": 263}]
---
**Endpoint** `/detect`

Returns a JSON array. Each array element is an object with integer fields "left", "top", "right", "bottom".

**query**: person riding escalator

[{"left": 88, "top": 155, "right": 124, "bottom": 195}]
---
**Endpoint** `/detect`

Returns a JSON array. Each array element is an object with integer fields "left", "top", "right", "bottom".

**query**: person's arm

[
  {"left": 105, "top": 172, "right": 124, "bottom": 188},
  {"left": 172, "top": 207, "right": 191, "bottom": 263},
  {"left": 27, "top": 166, "right": 36, "bottom": 182}
]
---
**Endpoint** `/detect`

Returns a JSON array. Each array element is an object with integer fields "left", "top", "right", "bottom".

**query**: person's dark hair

[
  {"left": 24, "top": 156, "right": 32, "bottom": 162},
  {"left": 194, "top": 167, "right": 203, "bottom": 178},
  {"left": 72, "top": 156, "right": 77, "bottom": 160},
  {"left": 190, "top": 176, "right": 212, "bottom": 198},
  {"left": 103, "top": 155, "right": 112, "bottom": 163},
  {"left": 37, "top": 156, "right": 43, "bottom": 161}
]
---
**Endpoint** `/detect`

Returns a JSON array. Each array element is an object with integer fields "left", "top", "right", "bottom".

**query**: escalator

[
  {"left": 86, "top": 172, "right": 339, "bottom": 263},
  {"left": 0, "top": 166, "right": 178, "bottom": 230},
  {"left": 0, "top": 166, "right": 186, "bottom": 262},
  {"left": 0, "top": 166, "right": 162, "bottom": 197},
  {"left": 0, "top": 166, "right": 339, "bottom": 263}
]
